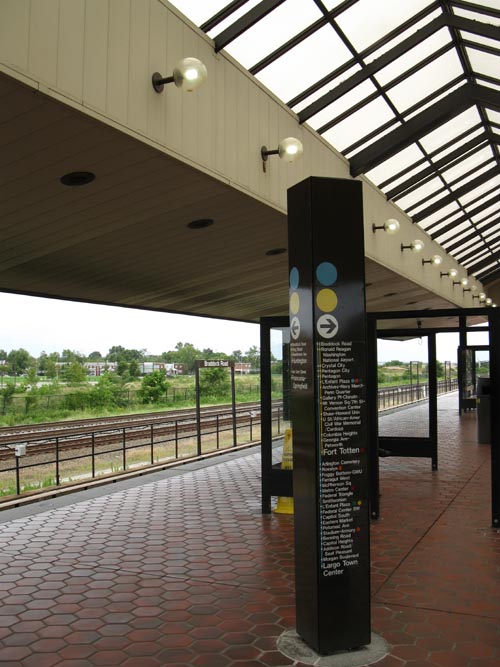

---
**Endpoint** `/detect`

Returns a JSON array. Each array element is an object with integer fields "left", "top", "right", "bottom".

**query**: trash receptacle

[{"left": 476, "top": 377, "right": 490, "bottom": 444}]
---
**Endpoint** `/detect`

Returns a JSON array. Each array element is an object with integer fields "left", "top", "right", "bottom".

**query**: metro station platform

[{"left": 0, "top": 393, "right": 498, "bottom": 667}]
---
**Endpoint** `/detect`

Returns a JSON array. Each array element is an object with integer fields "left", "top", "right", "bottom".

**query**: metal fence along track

[{"left": 0, "top": 382, "right": 458, "bottom": 501}]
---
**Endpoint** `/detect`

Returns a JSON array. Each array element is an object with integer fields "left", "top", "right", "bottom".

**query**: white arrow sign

[
  {"left": 317, "top": 314, "right": 338, "bottom": 339},
  {"left": 290, "top": 316, "right": 301, "bottom": 340}
]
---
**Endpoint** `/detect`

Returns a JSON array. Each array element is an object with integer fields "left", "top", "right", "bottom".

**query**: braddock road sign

[{"left": 196, "top": 360, "right": 235, "bottom": 368}]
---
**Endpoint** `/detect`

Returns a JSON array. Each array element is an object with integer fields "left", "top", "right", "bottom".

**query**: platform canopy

[
  {"left": 174, "top": 0, "right": 500, "bottom": 286},
  {"left": 0, "top": 0, "right": 495, "bottom": 328}
]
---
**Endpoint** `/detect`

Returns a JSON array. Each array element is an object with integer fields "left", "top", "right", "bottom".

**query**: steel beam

[
  {"left": 386, "top": 134, "right": 488, "bottom": 201},
  {"left": 250, "top": 0, "right": 359, "bottom": 75},
  {"left": 413, "top": 166, "right": 500, "bottom": 223},
  {"left": 478, "top": 265, "right": 500, "bottom": 283},
  {"left": 466, "top": 250, "right": 500, "bottom": 275},
  {"left": 350, "top": 85, "right": 472, "bottom": 177},
  {"left": 431, "top": 192, "right": 500, "bottom": 240},
  {"left": 299, "top": 14, "right": 500, "bottom": 125},
  {"left": 201, "top": 0, "right": 250, "bottom": 32},
  {"left": 213, "top": 0, "right": 286, "bottom": 52}
]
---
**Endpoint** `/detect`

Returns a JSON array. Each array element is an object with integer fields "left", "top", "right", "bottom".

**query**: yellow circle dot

[
  {"left": 316, "top": 288, "right": 337, "bottom": 312},
  {"left": 290, "top": 292, "right": 300, "bottom": 314}
]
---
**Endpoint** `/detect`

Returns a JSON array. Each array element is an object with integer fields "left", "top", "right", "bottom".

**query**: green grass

[
  {"left": 0, "top": 373, "right": 284, "bottom": 427},
  {"left": 0, "top": 414, "right": 292, "bottom": 500},
  {"left": 0, "top": 475, "right": 57, "bottom": 498}
]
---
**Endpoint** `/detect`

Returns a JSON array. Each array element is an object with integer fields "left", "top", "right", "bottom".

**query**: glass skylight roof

[
  {"left": 335, "top": 0, "right": 435, "bottom": 52},
  {"left": 256, "top": 24, "right": 353, "bottom": 102},
  {"left": 171, "top": 0, "right": 500, "bottom": 285}
]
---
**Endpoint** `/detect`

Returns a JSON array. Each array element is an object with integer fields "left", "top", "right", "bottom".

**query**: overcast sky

[
  {"left": 0, "top": 291, "right": 489, "bottom": 362},
  {"left": 0, "top": 292, "right": 260, "bottom": 358}
]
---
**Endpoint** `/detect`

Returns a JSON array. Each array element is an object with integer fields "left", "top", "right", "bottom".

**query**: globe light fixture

[
  {"left": 152, "top": 57, "right": 208, "bottom": 93},
  {"left": 441, "top": 268, "right": 458, "bottom": 278},
  {"left": 422, "top": 254, "right": 442, "bottom": 266},
  {"left": 372, "top": 218, "right": 400, "bottom": 234},
  {"left": 472, "top": 290, "right": 486, "bottom": 302},
  {"left": 261, "top": 137, "right": 303, "bottom": 172},
  {"left": 401, "top": 239, "right": 425, "bottom": 253},
  {"left": 455, "top": 277, "right": 469, "bottom": 288}
]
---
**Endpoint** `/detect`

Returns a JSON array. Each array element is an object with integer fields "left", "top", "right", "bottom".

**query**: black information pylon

[{"left": 287, "top": 177, "right": 370, "bottom": 654}]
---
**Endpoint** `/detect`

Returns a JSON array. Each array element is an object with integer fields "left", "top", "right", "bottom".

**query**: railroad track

[
  {"left": 0, "top": 401, "right": 271, "bottom": 447},
  {"left": 0, "top": 413, "right": 261, "bottom": 461},
  {"left": 0, "top": 401, "right": 286, "bottom": 463}
]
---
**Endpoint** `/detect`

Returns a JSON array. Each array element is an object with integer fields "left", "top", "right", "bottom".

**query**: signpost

[
  {"left": 287, "top": 177, "right": 370, "bottom": 654},
  {"left": 195, "top": 360, "right": 236, "bottom": 455}
]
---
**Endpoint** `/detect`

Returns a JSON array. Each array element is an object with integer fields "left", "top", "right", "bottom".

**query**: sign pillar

[{"left": 287, "top": 177, "right": 370, "bottom": 654}]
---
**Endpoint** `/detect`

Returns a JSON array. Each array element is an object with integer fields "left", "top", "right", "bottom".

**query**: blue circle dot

[
  {"left": 316, "top": 262, "right": 337, "bottom": 286},
  {"left": 290, "top": 267, "right": 299, "bottom": 289}
]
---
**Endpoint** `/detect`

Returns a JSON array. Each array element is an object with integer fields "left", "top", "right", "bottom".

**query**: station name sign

[{"left": 196, "top": 360, "right": 234, "bottom": 368}]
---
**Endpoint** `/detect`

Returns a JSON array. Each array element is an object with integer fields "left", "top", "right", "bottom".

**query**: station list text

[{"left": 317, "top": 339, "right": 367, "bottom": 578}]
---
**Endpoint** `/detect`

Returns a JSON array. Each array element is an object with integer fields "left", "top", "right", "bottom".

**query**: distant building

[
  {"left": 84, "top": 362, "right": 117, "bottom": 376},
  {"left": 59, "top": 361, "right": 186, "bottom": 377},
  {"left": 139, "top": 362, "right": 184, "bottom": 376},
  {"left": 235, "top": 363, "right": 252, "bottom": 374}
]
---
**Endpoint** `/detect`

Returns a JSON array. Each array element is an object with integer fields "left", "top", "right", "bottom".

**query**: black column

[
  {"left": 428, "top": 334, "right": 438, "bottom": 471},
  {"left": 260, "top": 319, "right": 273, "bottom": 514},
  {"left": 287, "top": 177, "right": 370, "bottom": 654},
  {"left": 458, "top": 316, "right": 467, "bottom": 415},
  {"left": 489, "top": 310, "right": 500, "bottom": 528},
  {"left": 367, "top": 316, "right": 379, "bottom": 519}
]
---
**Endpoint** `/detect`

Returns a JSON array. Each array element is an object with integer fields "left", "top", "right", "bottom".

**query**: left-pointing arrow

[{"left": 291, "top": 316, "right": 301, "bottom": 340}]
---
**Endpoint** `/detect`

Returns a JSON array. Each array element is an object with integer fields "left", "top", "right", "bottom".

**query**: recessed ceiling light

[
  {"left": 187, "top": 218, "right": 214, "bottom": 229},
  {"left": 265, "top": 248, "right": 287, "bottom": 256},
  {"left": 60, "top": 171, "right": 95, "bottom": 186}
]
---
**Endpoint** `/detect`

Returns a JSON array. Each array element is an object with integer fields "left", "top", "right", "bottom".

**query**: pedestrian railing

[
  {"left": 0, "top": 405, "right": 285, "bottom": 499},
  {"left": 377, "top": 379, "right": 458, "bottom": 411},
  {"left": 0, "top": 381, "right": 458, "bottom": 500}
]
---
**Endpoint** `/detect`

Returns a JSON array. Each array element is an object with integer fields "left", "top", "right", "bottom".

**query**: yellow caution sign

[{"left": 274, "top": 428, "right": 294, "bottom": 514}]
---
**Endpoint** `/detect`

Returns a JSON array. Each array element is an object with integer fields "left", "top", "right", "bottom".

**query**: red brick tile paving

[{"left": 0, "top": 394, "right": 498, "bottom": 665}]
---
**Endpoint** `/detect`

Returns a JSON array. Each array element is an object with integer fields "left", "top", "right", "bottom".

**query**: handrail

[
  {"left": 0, "top": 382, "right": 459, "bottom": 500},
  {"left": 377, "top": 379, "right": 458, "bottom": 411},
  {"left": 0, "top": 405, "right": 283, "bottom": 499}
]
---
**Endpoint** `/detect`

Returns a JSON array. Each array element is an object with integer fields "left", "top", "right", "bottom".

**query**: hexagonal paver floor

[{"left": 0, "top": 393, "right": 499, "bottom": 666}]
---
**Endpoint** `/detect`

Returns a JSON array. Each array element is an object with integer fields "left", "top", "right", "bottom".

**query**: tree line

[
  {"left": 0, "top": 342, "right": 262, "bottom": 379},
  {"left": 377, "top": 359, "right": 461, "bottom": 385}
]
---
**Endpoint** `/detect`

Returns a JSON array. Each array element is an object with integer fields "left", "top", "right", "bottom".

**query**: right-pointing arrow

[{"left": 317, "top": 314, "right": 338, "bottom": 339}]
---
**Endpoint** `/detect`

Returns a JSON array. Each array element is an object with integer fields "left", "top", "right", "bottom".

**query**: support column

[
  {"left": 287, "top": 177, "right": 370, "bottom": 654},
  {"left": 428, "top": 334, "right": 438, "bottom": 471},
  {"left": 367, "top": 316, "right": 379, "bottom": 519},
  {"left": 261, "top": 318, "right": 273, "bottom": 514},
  {"left": 489, "top": 310, "right": 500, "bottom": 528},
  {"left": 458, "top": 316, "right": 467, "bottom": 415}
]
